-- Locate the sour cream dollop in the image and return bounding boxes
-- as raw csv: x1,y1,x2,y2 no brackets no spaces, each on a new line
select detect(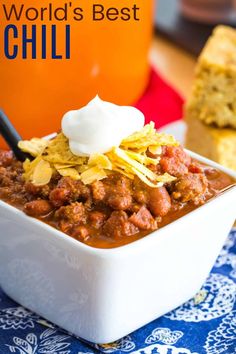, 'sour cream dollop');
62,95,145,156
